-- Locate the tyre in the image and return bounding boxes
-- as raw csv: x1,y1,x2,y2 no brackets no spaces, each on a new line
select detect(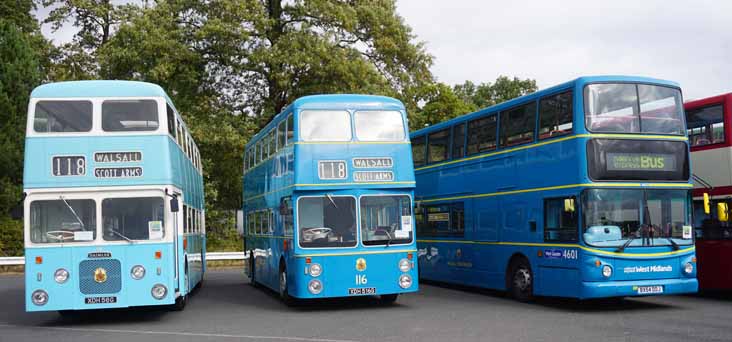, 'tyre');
171,293,187,311
379,294,399,305
279,266,295,306
509,258,534,302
